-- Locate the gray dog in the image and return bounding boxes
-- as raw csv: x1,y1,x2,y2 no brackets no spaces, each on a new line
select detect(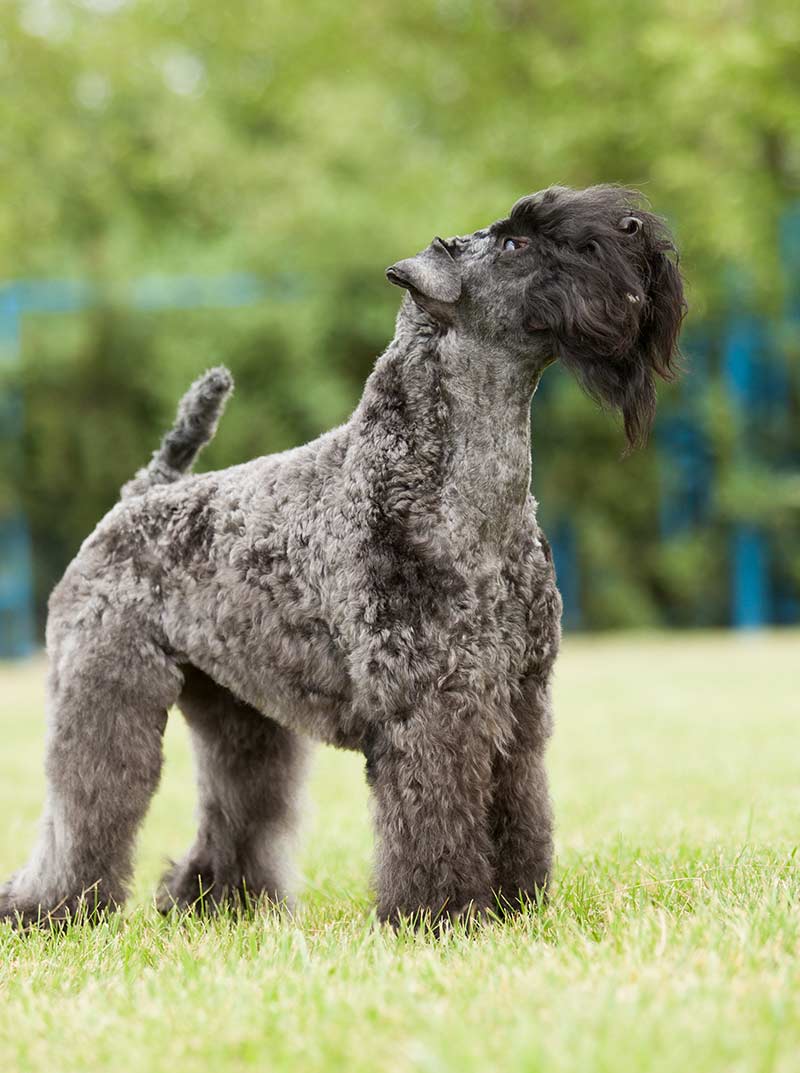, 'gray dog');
0,185,685,928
